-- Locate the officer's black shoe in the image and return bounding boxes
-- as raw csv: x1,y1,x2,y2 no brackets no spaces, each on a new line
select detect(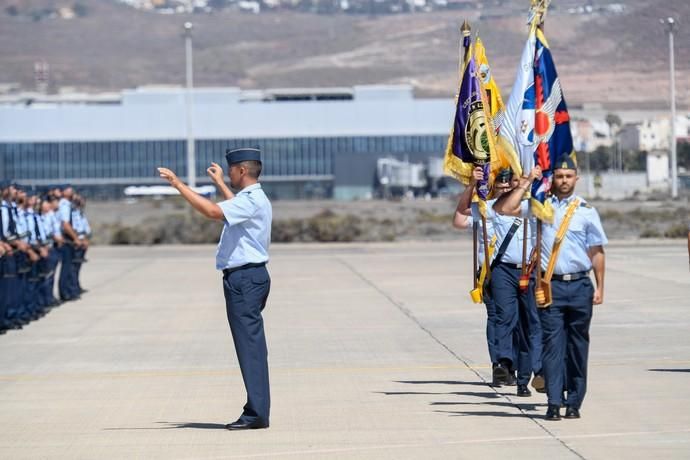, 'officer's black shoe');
506,371,517,386
564,406,580,419
80,288,89,294
531,373,546,393
545,405,561,421
225,418,269,431
492,361,511,385
490,363,501,386
516,384,532,397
